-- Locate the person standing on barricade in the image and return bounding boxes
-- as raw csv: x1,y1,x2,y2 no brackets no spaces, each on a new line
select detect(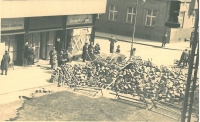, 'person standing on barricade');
49,47,57,67
1,51,10,75
82,43,89,62
177,49,189,68
109,36,117,53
